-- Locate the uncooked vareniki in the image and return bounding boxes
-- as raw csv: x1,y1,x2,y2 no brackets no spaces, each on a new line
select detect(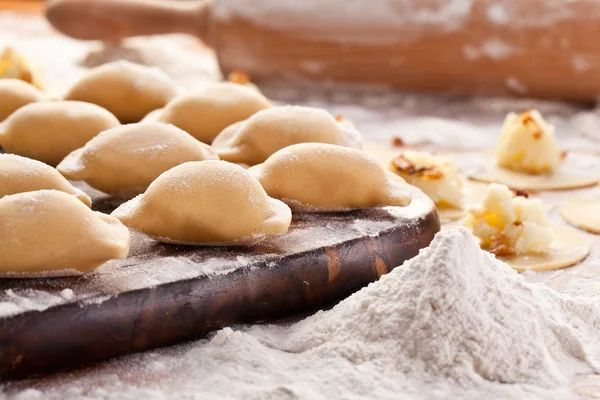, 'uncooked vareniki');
64,61,179,123
0,79,45,122
0,190,129,276
57,123,219,198
112,161,292,245
156,82,271,143
0,101,120,166
249,143,411,211
212,106,362,166
0,154,91,206
0,46,43,89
